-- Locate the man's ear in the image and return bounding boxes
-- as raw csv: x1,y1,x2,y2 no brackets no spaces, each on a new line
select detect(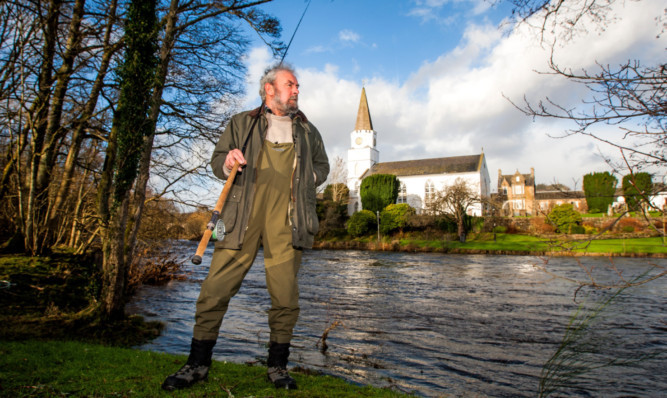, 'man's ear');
264,82,274,97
